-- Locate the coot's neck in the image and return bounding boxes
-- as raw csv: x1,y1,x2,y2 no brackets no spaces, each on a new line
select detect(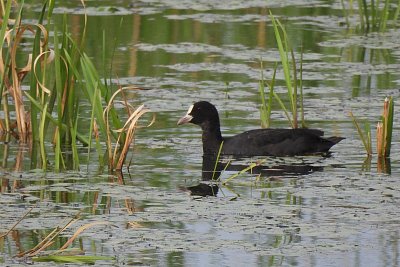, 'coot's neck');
200,120,223,155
